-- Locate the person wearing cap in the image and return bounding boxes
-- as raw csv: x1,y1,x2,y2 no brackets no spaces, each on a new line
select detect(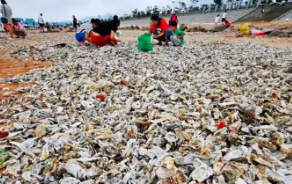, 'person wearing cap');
149,14,172,46
75,19,97,46
12,18,27,38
